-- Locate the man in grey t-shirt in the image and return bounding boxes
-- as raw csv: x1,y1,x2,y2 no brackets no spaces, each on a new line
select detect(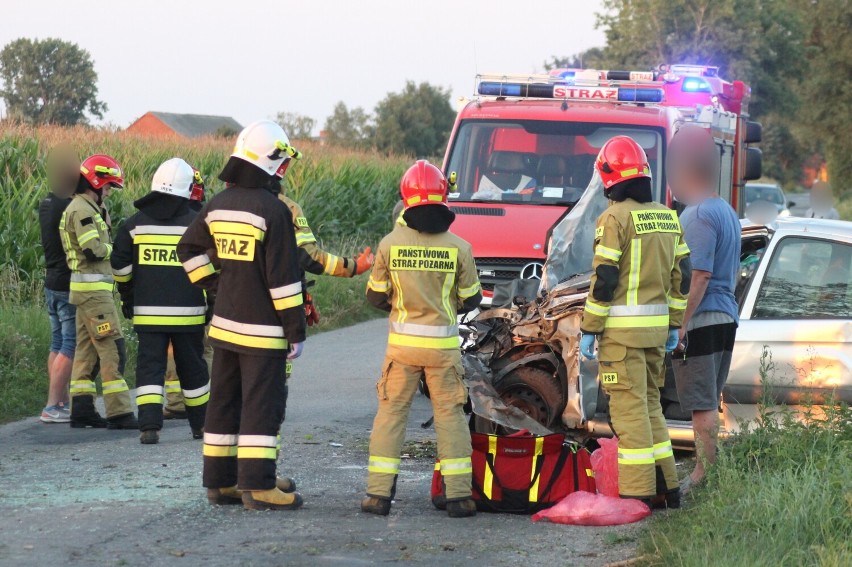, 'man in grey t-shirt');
667,126,741,493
